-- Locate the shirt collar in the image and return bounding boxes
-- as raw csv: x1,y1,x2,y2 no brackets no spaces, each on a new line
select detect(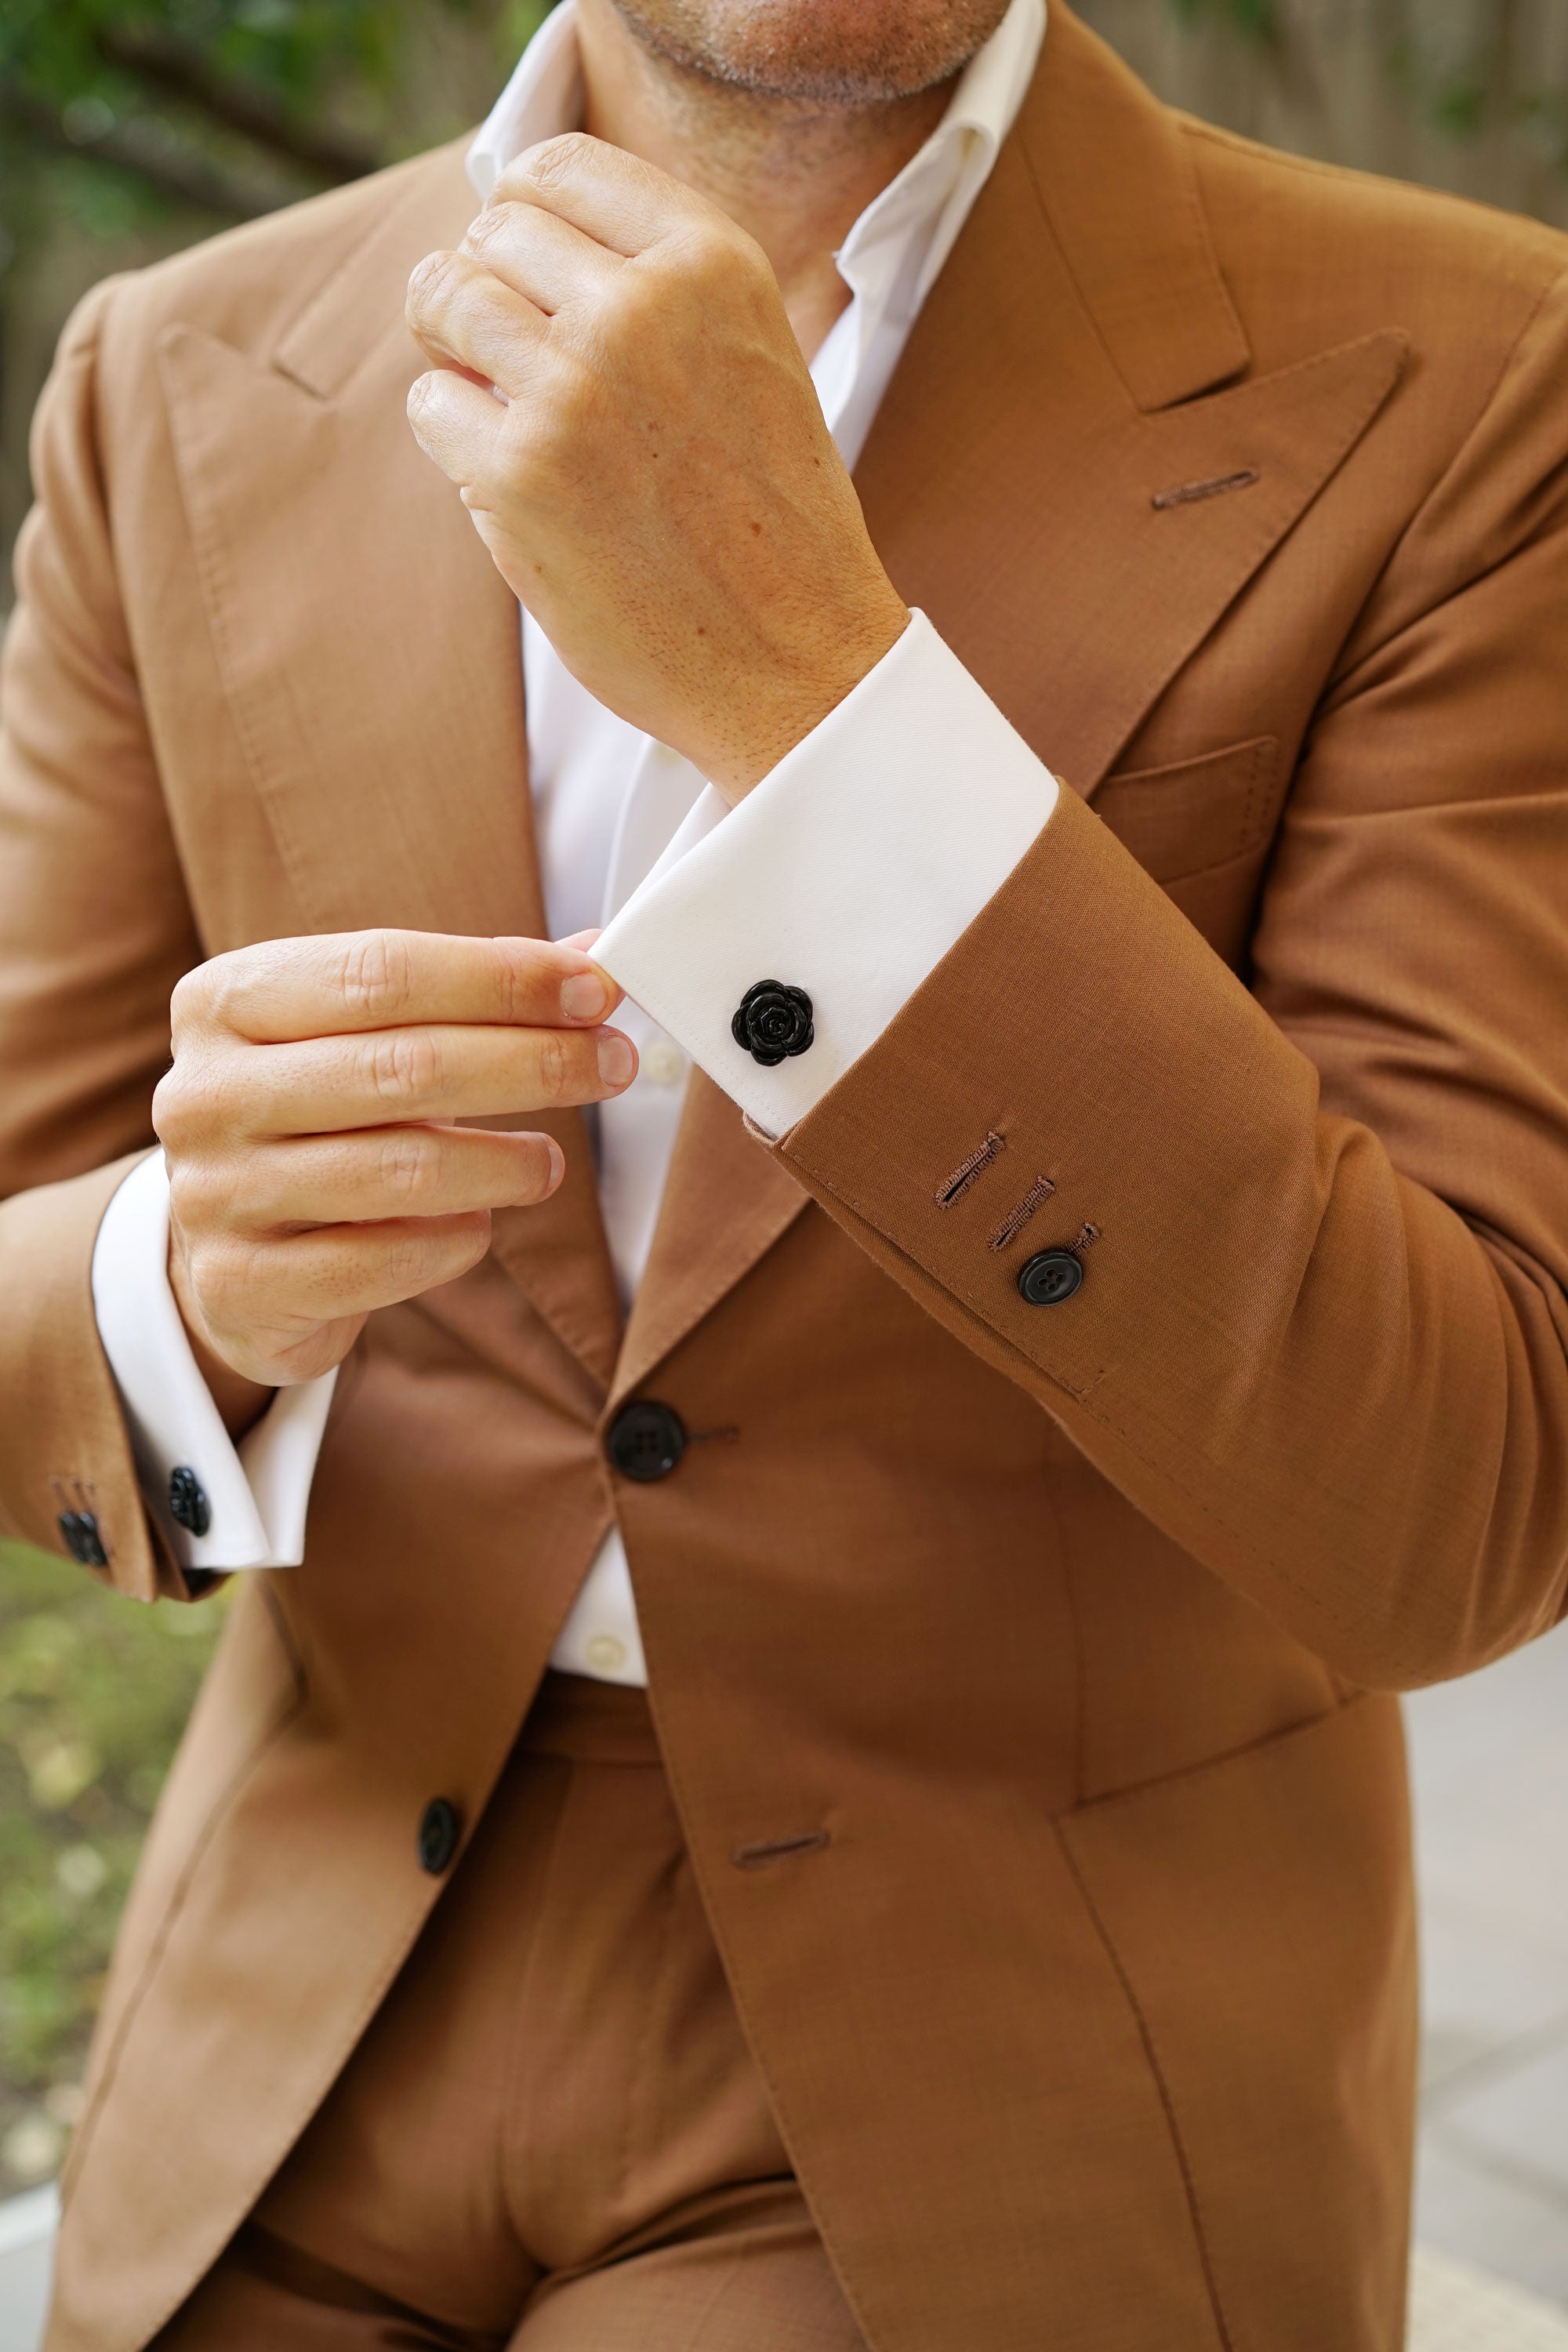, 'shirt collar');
467,0,583,200
467,0,1044,223
834,0,1043,300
